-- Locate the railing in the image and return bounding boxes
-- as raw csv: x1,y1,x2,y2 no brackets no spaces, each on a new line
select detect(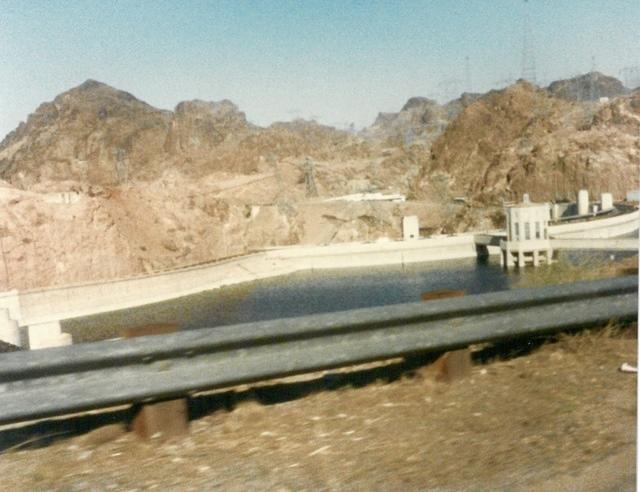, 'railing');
0,276,636,426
